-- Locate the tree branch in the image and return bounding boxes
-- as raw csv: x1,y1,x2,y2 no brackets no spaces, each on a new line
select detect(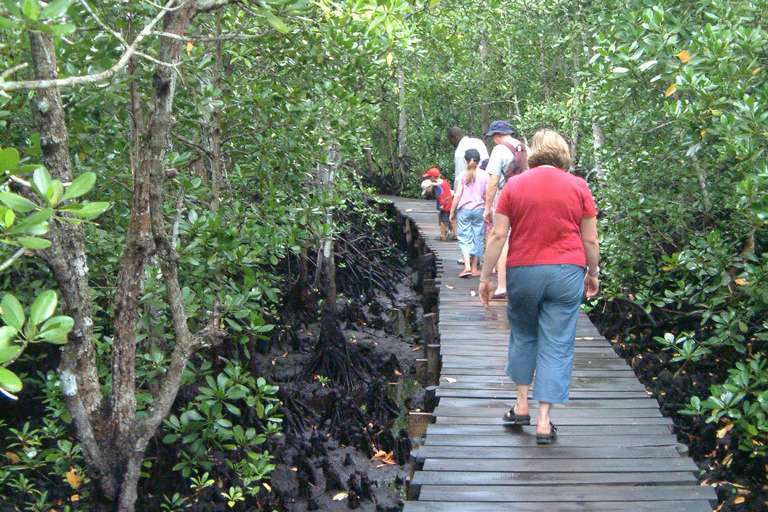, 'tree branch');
0,0,178,92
